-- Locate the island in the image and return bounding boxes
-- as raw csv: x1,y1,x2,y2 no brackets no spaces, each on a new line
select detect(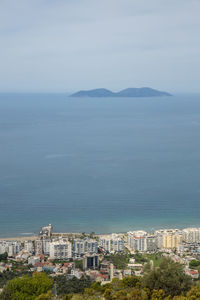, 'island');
70,87,172,97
